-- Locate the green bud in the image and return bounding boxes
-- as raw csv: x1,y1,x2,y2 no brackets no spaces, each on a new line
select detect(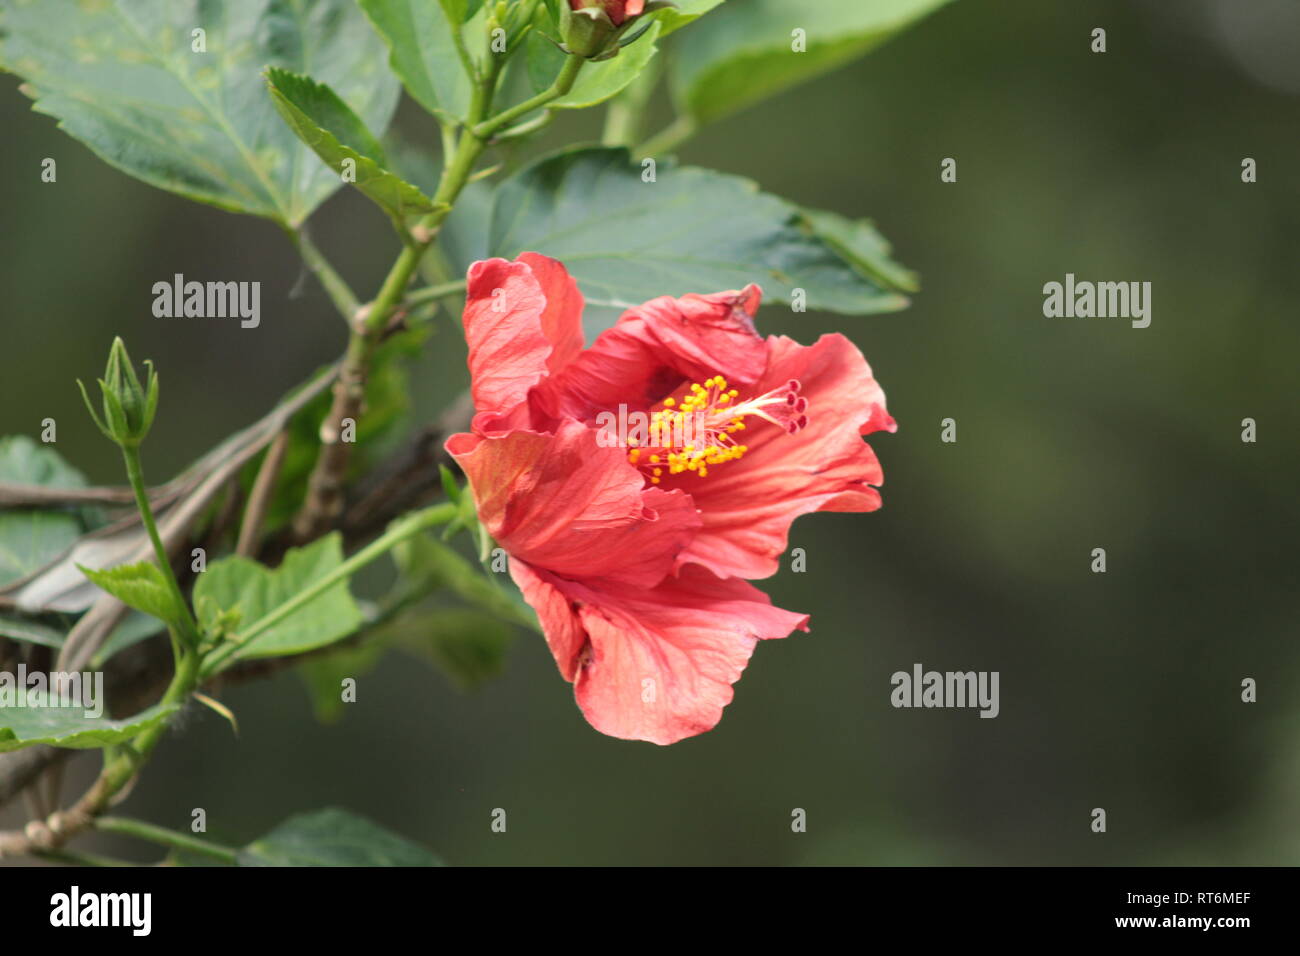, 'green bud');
557,1,674,59
78,337,159,448
558,3,618,58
